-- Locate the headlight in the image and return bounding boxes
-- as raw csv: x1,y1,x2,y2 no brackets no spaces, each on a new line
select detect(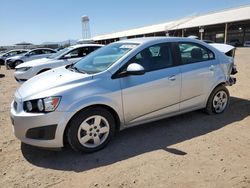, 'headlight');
24,96,61,113
16,67,32,72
